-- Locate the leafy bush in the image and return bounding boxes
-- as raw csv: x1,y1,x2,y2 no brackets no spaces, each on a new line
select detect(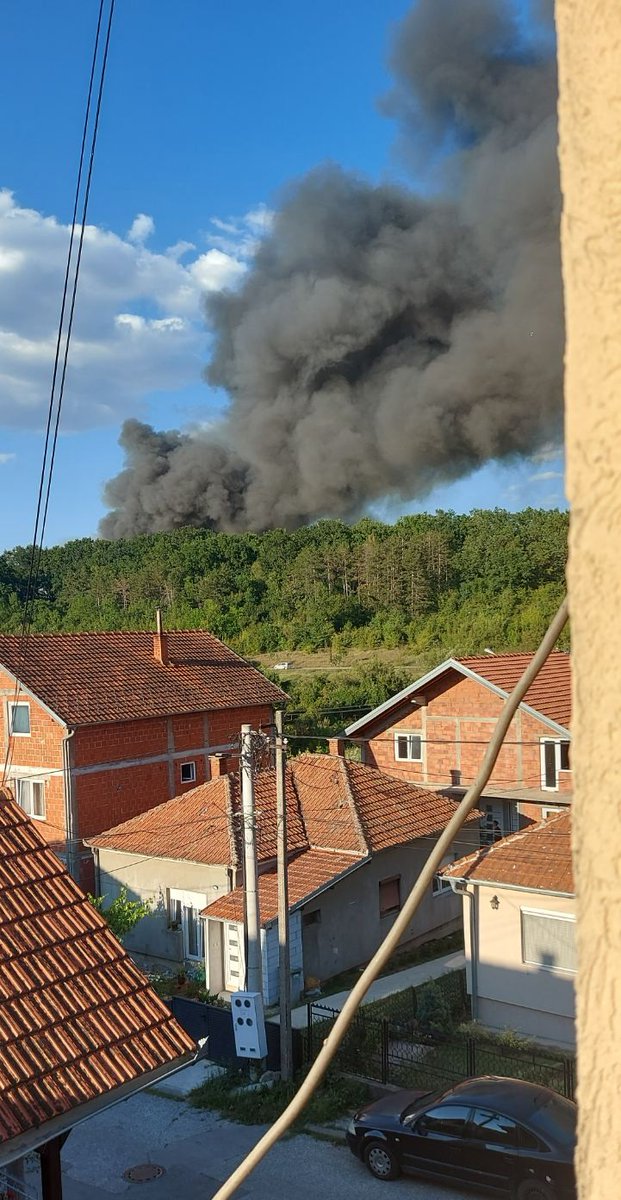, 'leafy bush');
189,1068,368,1128
88,887,151,942
416,981,455,1038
